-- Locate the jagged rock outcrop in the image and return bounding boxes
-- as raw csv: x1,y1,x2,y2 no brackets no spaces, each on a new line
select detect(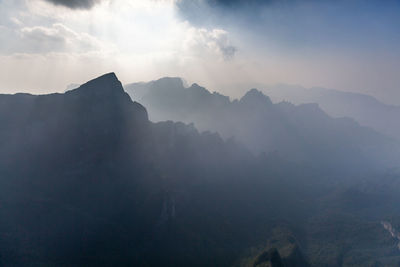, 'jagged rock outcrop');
253,248,284,267
238,227,309,267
